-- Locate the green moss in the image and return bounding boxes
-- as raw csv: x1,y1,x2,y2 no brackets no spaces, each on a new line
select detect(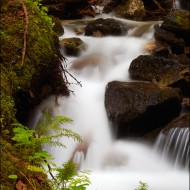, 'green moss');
50,15,64,36
0,0,68,189
0,0,66,123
